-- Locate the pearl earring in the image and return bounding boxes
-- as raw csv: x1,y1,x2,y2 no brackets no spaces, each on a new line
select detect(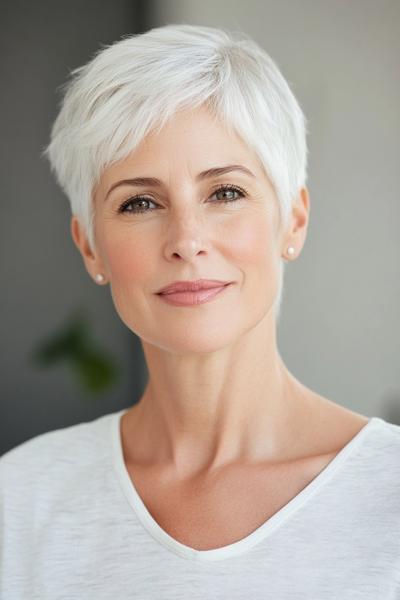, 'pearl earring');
95,273,105,283
287,246,295,257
